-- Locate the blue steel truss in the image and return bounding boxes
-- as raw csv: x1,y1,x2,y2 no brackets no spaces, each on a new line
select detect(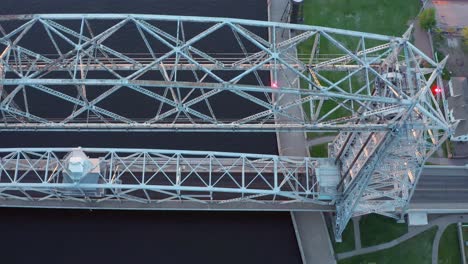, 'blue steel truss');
0,14,455,241
0,14,450,133
0,147,334,207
